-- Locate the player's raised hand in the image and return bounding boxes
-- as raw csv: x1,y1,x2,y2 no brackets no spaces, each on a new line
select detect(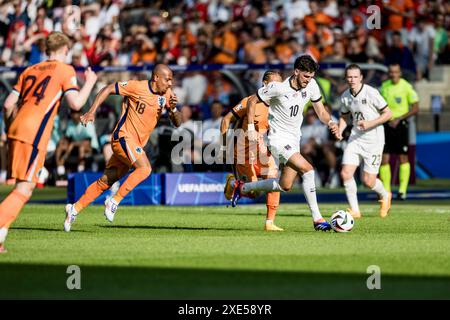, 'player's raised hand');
169,93,178,110
328,121,339,134
80,111,96,126
84,67,97,84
